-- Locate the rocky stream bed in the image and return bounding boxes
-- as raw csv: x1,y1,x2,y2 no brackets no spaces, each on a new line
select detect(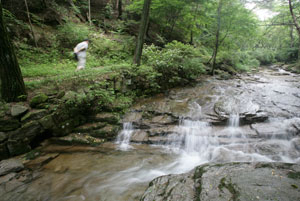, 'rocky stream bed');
0,66,300,201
